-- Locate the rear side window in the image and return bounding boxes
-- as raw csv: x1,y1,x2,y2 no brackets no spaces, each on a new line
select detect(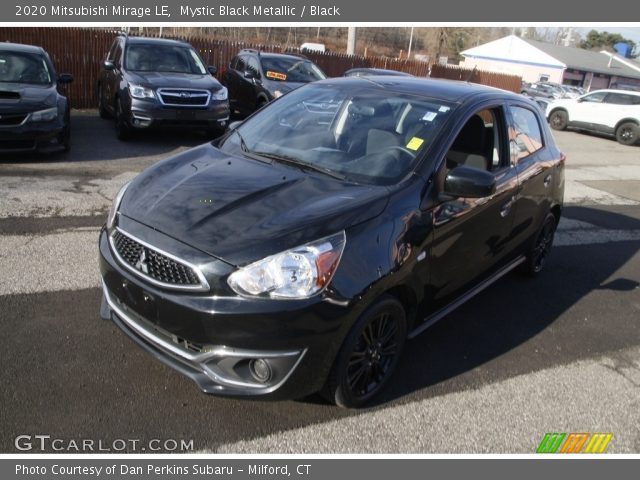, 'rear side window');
112,43,123,66
234,56,247,72
510,106,544,161
604,93,640,105
246,57,261,78
581,91,607,103
106,40,119,62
